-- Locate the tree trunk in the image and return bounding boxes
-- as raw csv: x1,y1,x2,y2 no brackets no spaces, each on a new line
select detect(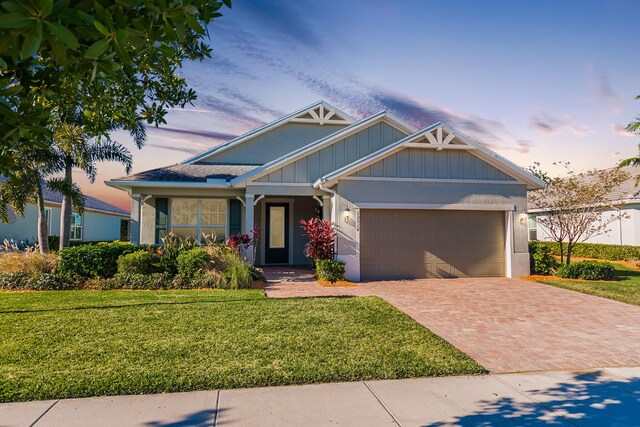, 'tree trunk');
59,159,73,250
34,177,49,254
566,242,573,265
558,241,564,264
